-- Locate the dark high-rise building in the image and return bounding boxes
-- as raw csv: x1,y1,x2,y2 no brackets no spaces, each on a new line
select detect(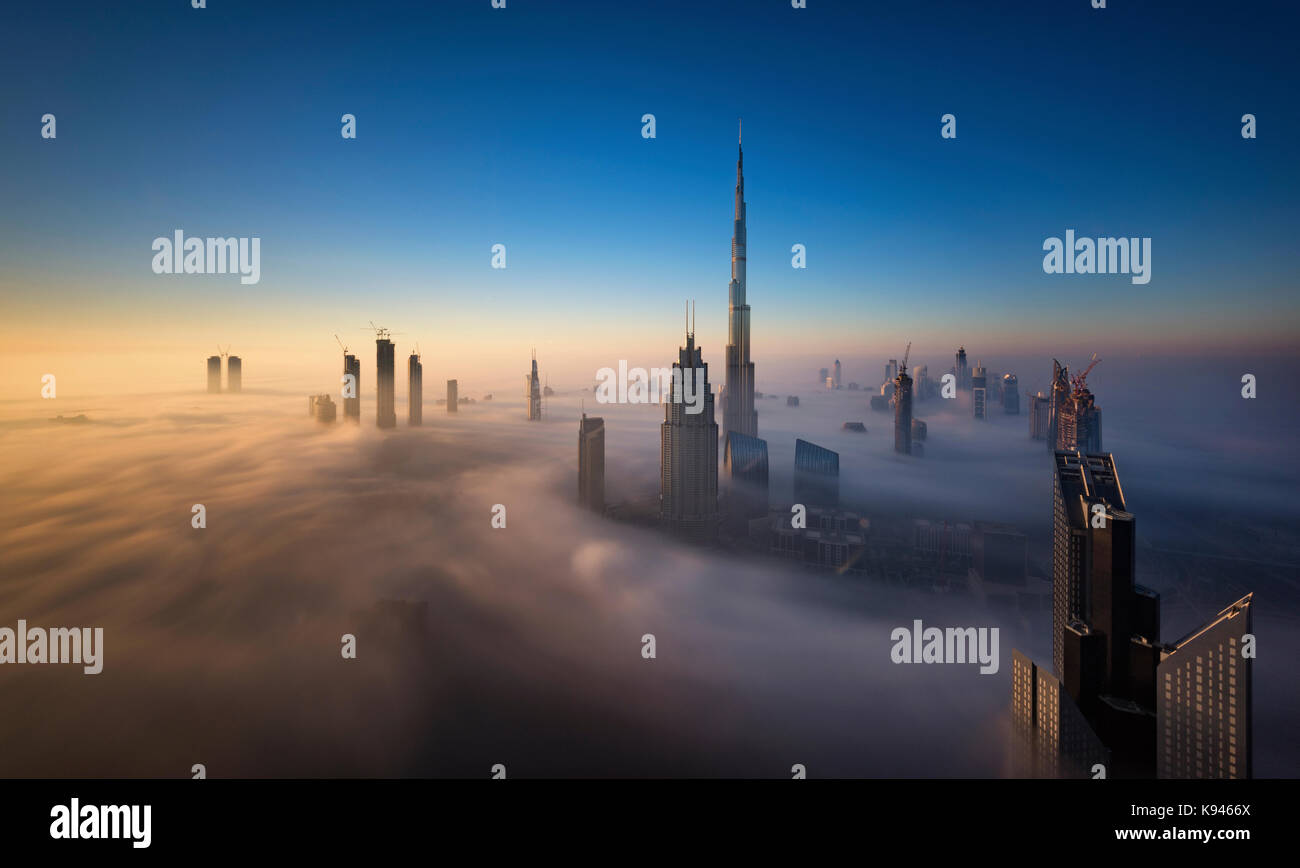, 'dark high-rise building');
833,359,841,389
894,367,913,455
955,346,970,390
227,356,242,393
578,413,605,512
206,355,221,393
1002,373,1019,414
972,363,987,420
660,322,718,542
408,351,423,426
342,353,360,421
446,379,458,413
526,351,542,421
722,124,757,440
1052,451,1127,680
1017,451,1254,779
1157,594,1253,779
793,438,839,509
376,337,396,429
